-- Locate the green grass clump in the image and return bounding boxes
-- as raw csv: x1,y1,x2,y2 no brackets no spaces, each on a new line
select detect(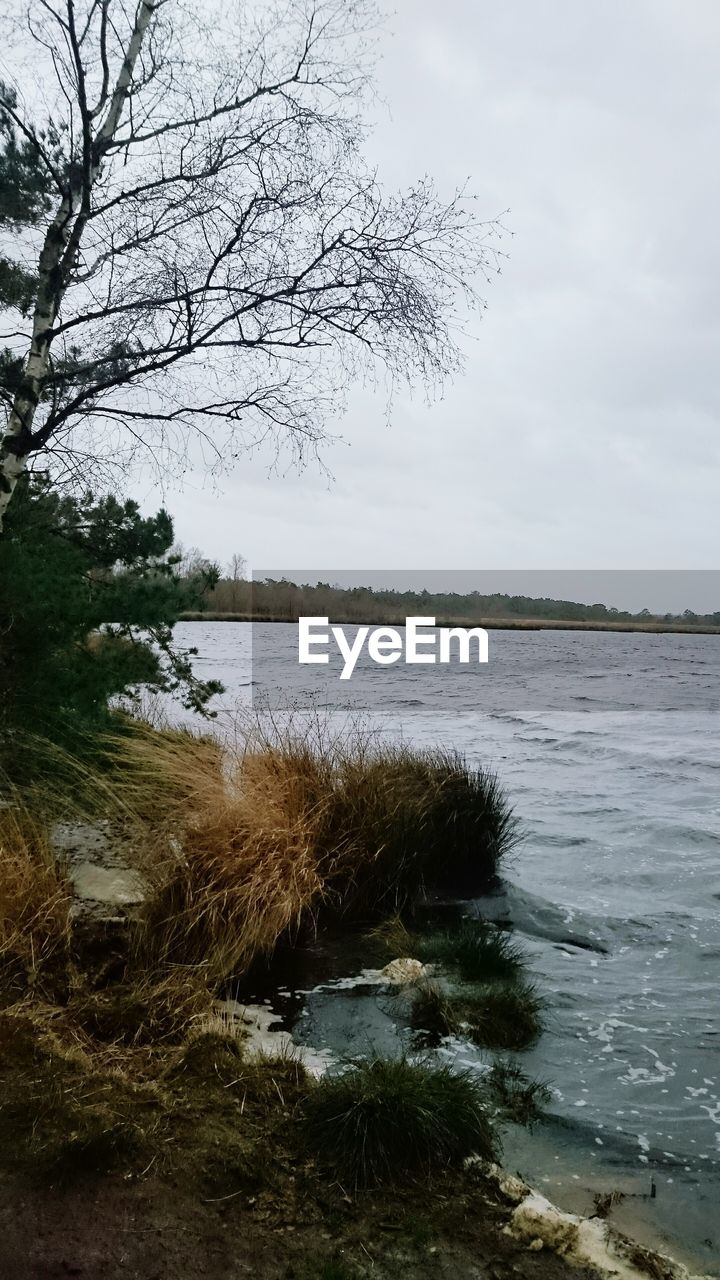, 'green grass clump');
410,982,544,1052
486,1060,552,1127
330,747,517,907
412,751,518,896
416,920,524,983
303,1056,498,1187
461,985,544,1051
409,981,460,1044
